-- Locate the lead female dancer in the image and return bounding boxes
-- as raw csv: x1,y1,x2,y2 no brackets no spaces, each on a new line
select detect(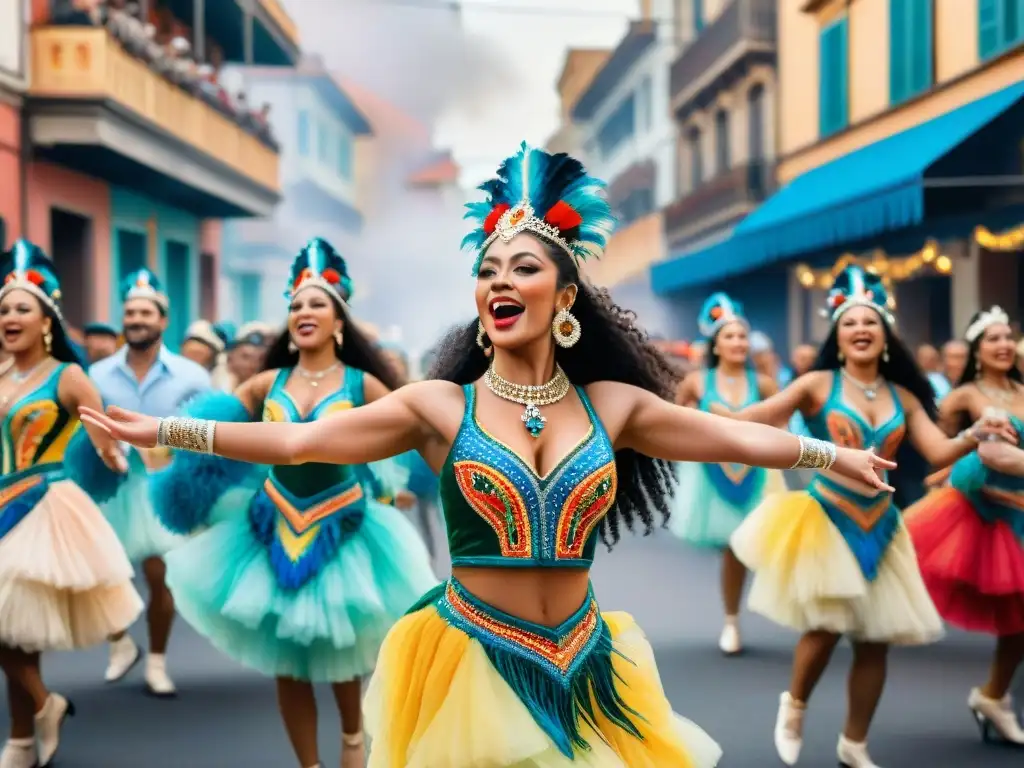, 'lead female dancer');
905,306,1024,746
82,145,893,768
720,266,1013,768
142,238,437,768
669,292,787,655
0,241,142,768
